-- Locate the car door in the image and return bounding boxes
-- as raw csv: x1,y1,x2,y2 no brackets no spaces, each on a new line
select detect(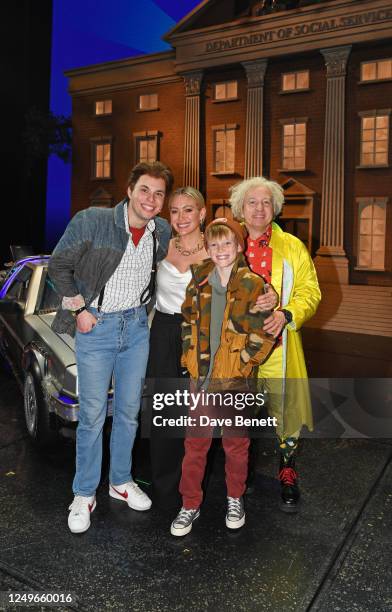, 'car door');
0,264,34,374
